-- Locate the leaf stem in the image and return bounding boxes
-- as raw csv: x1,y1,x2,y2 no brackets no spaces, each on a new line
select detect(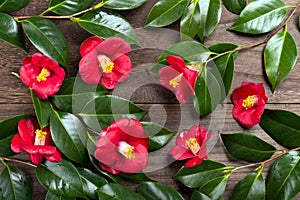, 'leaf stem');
0,157,37,168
